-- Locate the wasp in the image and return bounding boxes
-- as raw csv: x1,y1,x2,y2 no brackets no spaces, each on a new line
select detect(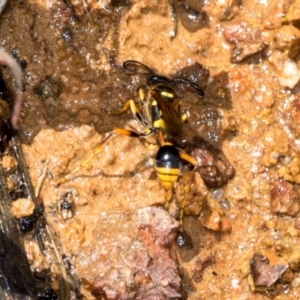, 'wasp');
58,60,233,247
